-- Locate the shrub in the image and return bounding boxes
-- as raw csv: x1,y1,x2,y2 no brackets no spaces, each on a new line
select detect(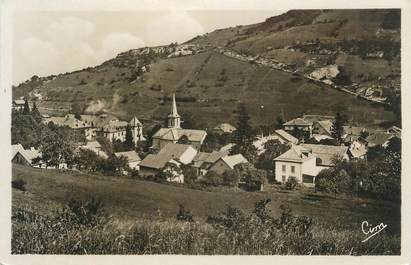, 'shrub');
12,179,26,191
222,169,240,187
285,176,299,190
66,197,106,227
202,171,223,186
176,204,194,222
